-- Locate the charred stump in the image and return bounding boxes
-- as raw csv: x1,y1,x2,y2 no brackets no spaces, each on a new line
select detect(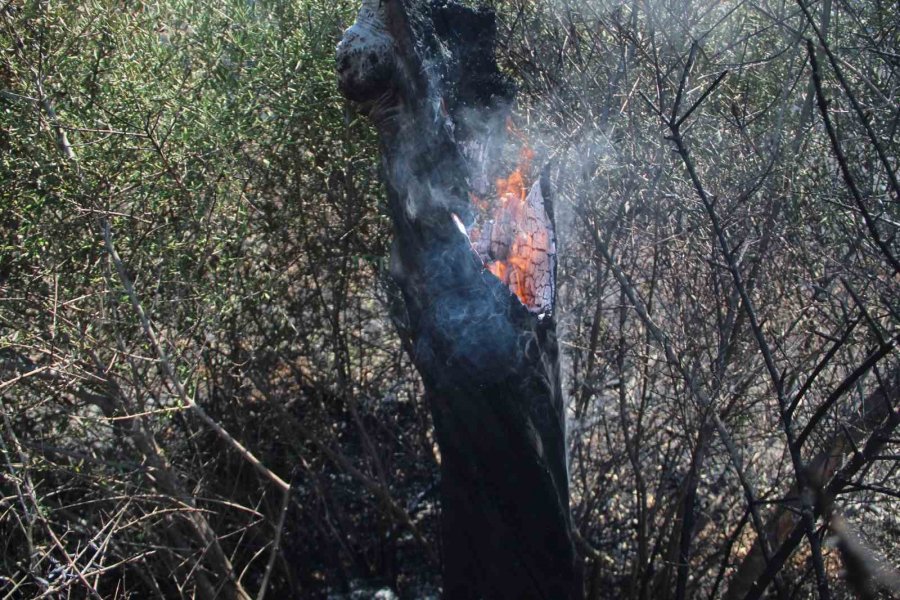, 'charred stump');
336,1,580,598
